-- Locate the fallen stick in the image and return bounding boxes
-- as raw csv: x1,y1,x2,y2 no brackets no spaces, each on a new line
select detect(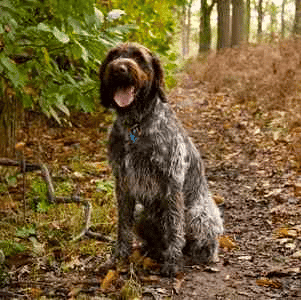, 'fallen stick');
0,157,113,243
